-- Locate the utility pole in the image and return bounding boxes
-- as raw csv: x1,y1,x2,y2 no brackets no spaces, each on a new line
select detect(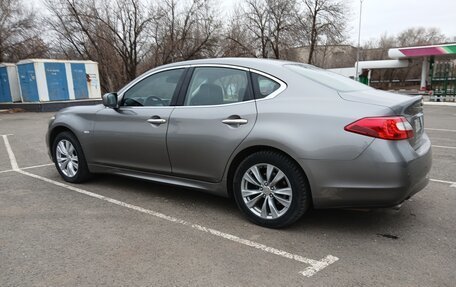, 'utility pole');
267,3,272,59
355,0,364,81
